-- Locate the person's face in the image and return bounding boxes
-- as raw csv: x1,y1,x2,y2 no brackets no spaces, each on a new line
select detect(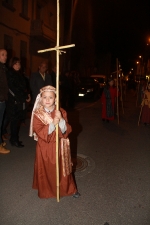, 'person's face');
41,91,55,110
13,61,21,71
39,63,47,74
109,80,114,86
0,50,7,63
